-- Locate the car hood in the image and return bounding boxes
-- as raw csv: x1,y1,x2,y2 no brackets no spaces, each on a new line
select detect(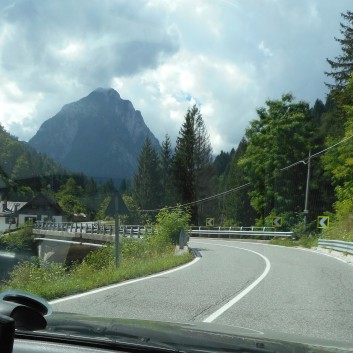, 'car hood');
37,312,353,353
